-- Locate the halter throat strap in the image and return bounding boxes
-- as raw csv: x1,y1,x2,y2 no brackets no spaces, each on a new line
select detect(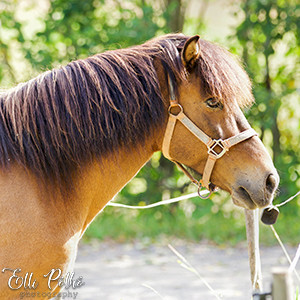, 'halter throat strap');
162,74,257,198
